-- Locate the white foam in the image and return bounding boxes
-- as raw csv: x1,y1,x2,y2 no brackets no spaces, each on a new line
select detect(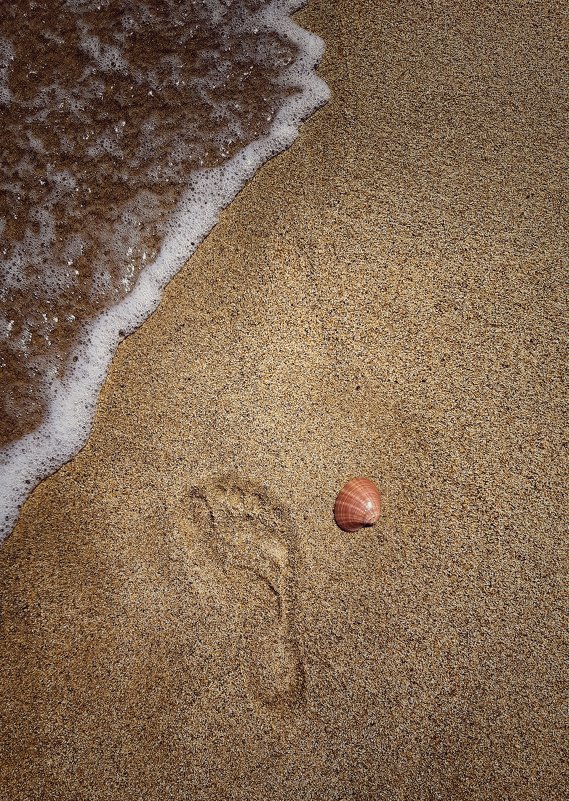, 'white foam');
0,0,329,540
78,26,129,75
0,38,14,105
